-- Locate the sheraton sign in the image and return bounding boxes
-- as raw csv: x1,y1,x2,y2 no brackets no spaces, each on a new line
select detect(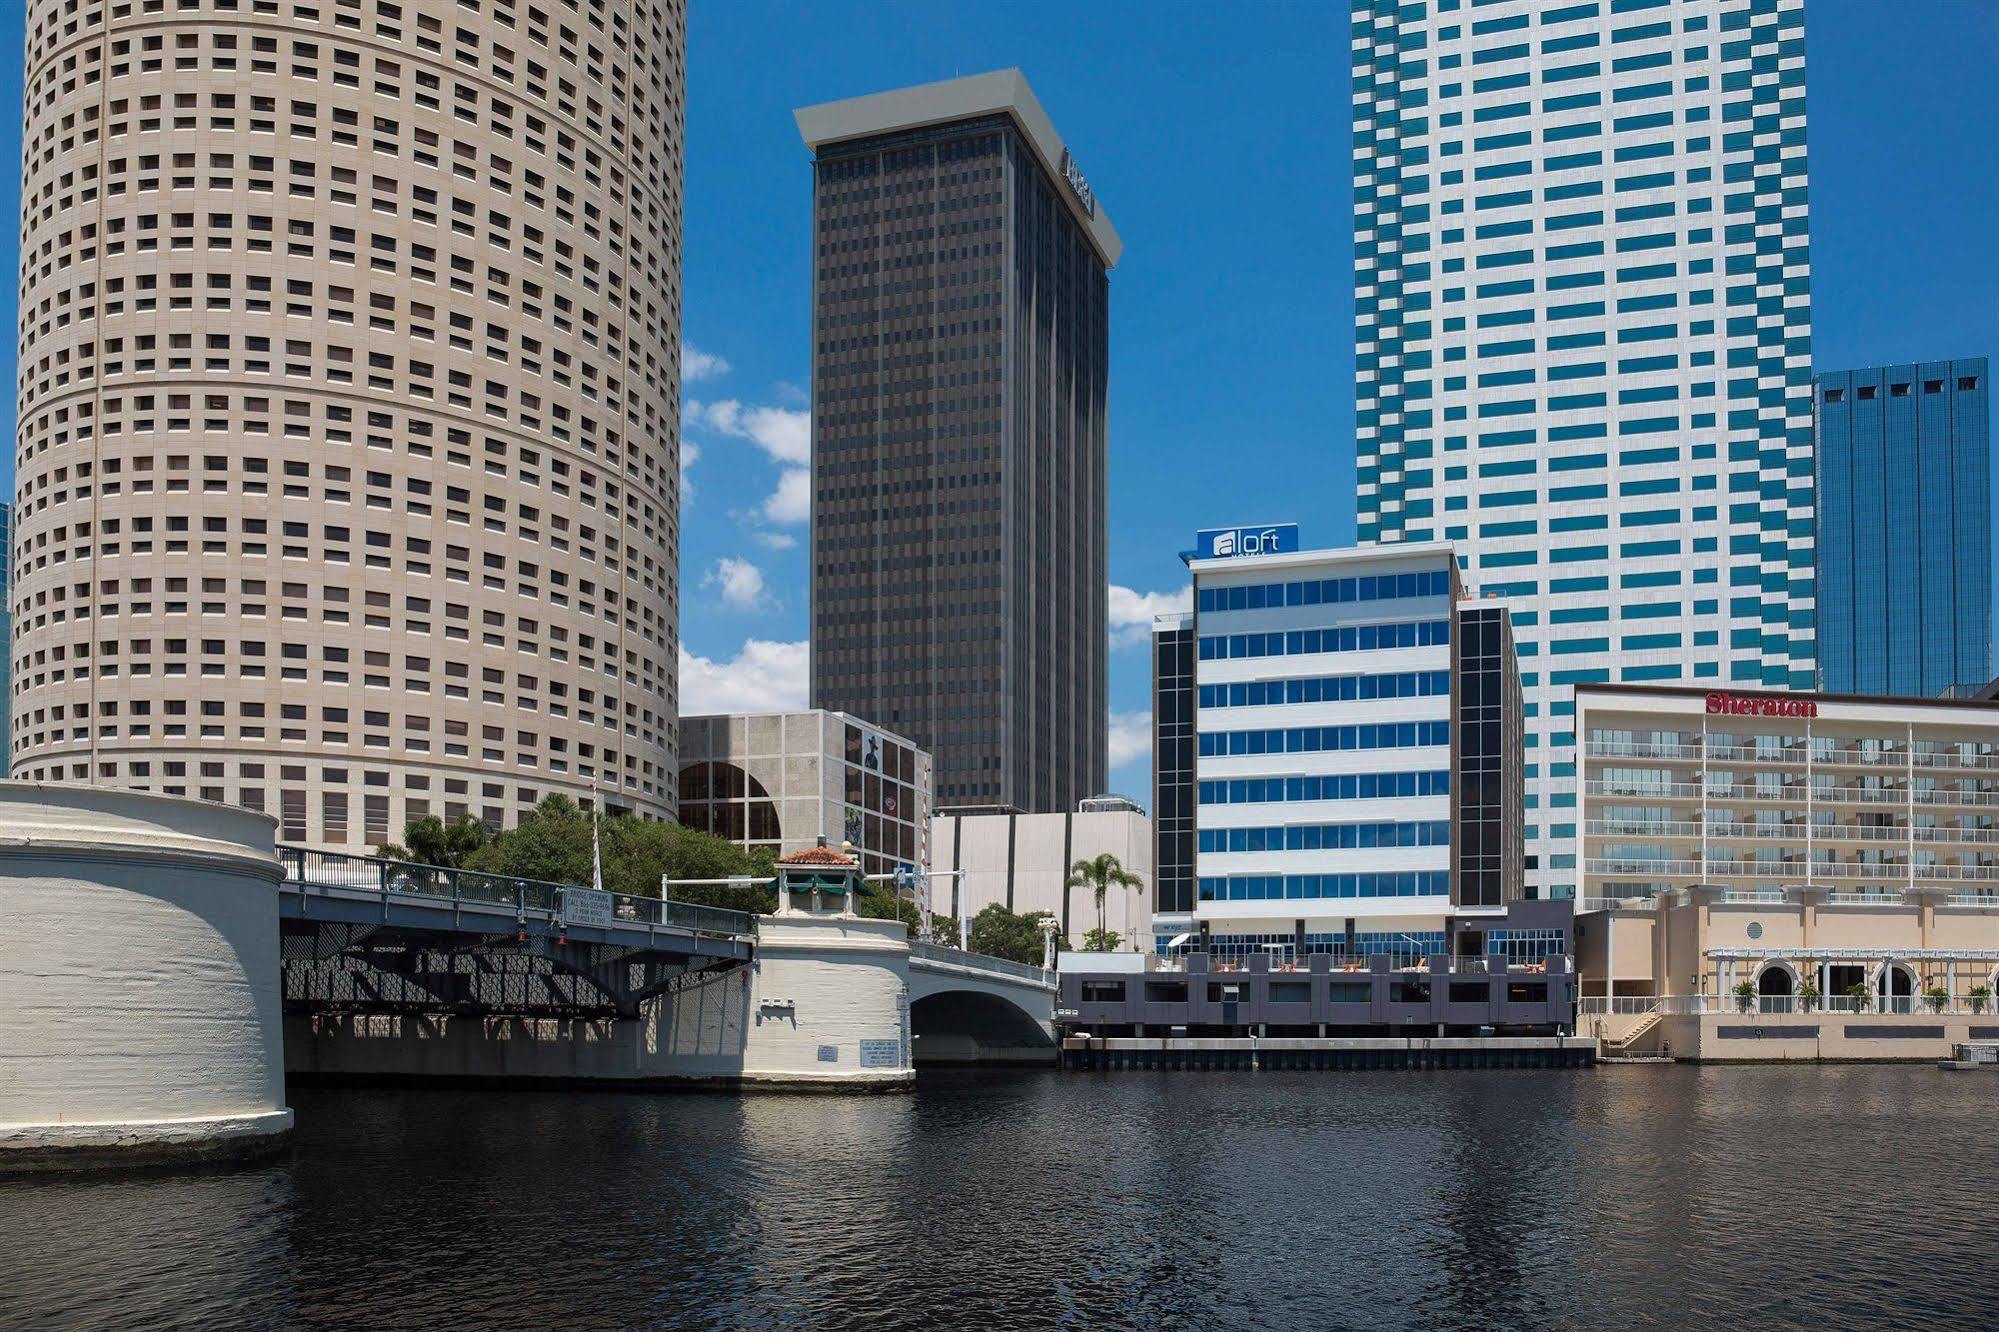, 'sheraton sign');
1705,691,1818,719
